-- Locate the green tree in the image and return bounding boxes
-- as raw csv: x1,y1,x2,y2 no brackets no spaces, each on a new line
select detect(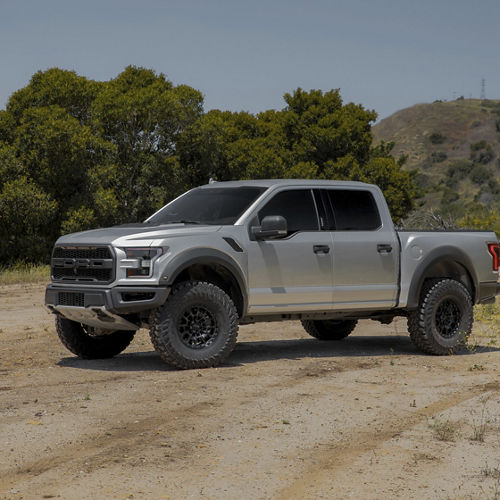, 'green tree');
0,70,418,263
13,105,115,221
178,88,414,220
0,142,23,186
281,88,376,174
349,157,415,220
90,66,204,221
7,68,100,124
0,177,58,262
